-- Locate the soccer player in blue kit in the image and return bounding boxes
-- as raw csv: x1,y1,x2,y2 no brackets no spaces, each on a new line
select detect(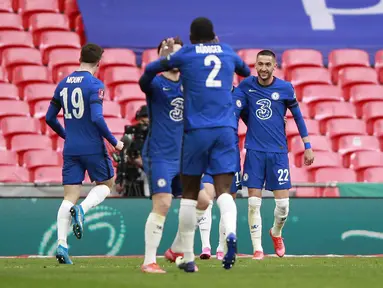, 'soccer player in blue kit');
141,17,251,272
139,38,211,274
45,43,124,264
236,50,314,260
